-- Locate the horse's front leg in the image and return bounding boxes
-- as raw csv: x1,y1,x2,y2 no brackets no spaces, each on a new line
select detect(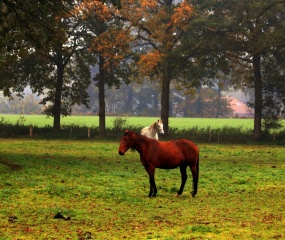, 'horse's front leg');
145,165,157,197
